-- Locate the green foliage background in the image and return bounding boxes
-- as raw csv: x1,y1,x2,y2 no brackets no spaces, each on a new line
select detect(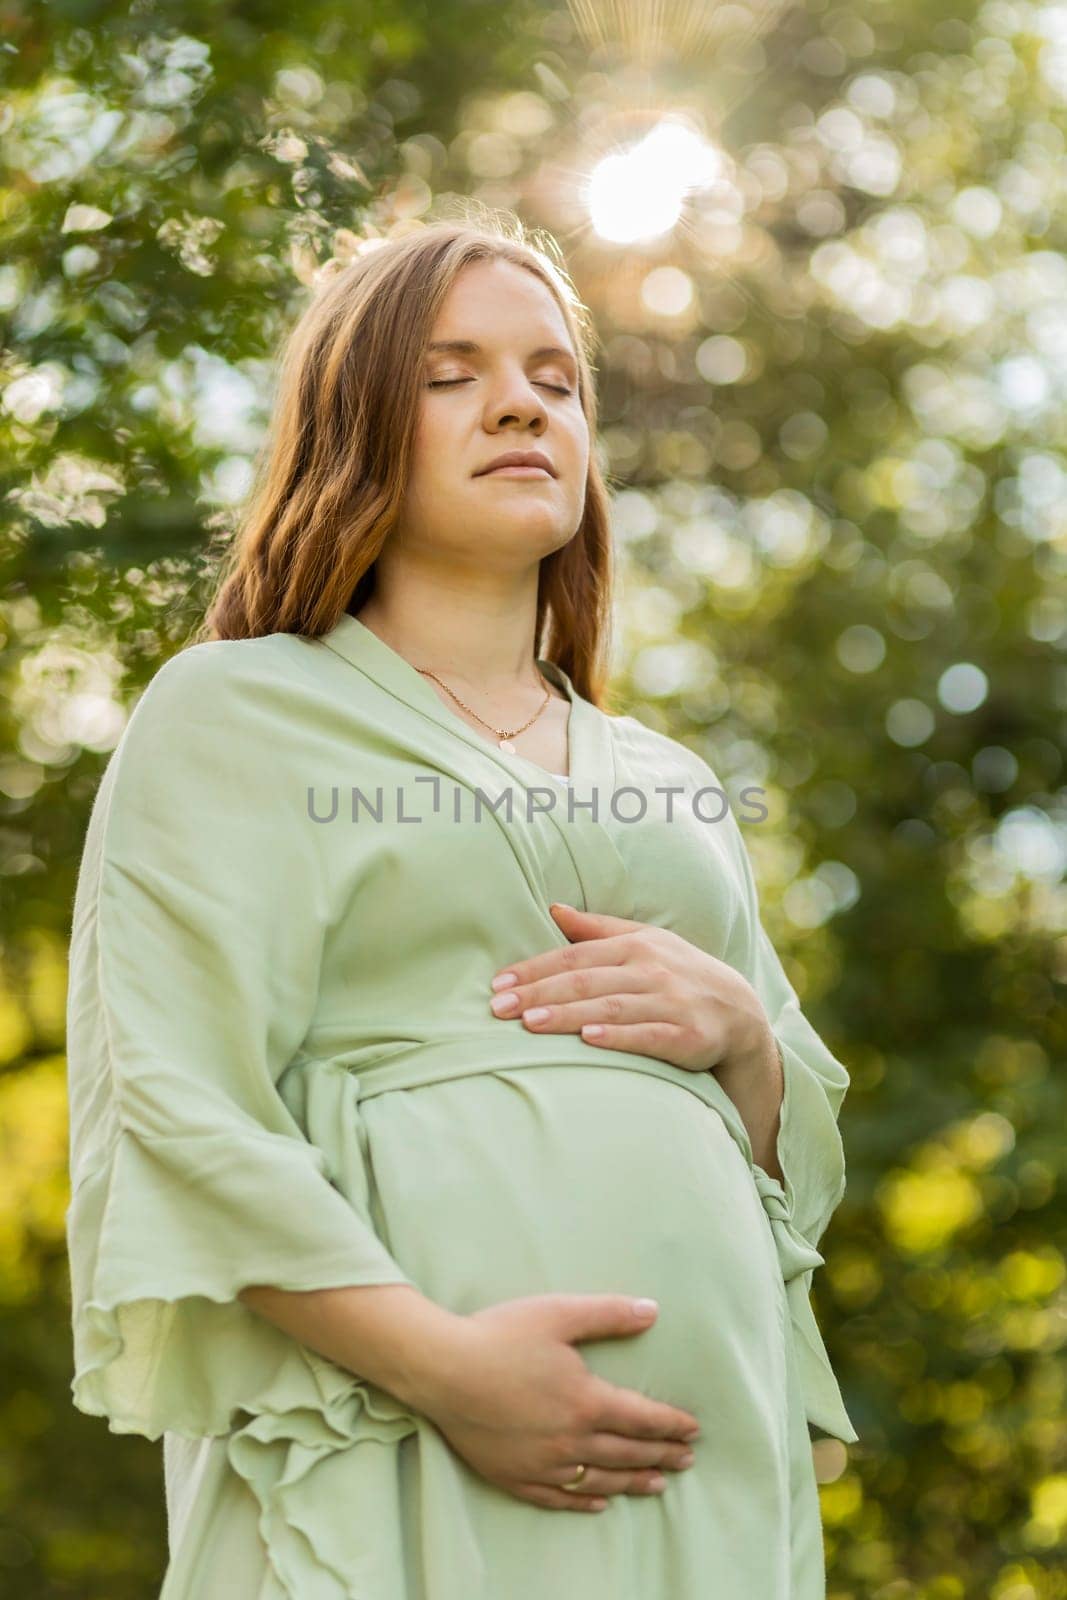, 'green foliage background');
1,0,1064,1594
